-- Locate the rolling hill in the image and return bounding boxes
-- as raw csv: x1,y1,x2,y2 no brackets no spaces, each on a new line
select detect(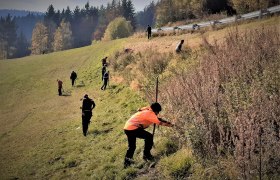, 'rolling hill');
0,16,279,179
